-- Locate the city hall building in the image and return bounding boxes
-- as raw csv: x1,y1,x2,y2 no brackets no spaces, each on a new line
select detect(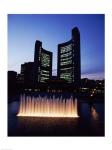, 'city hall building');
15,27,81,92
57,27,81,86
34,40,52,83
